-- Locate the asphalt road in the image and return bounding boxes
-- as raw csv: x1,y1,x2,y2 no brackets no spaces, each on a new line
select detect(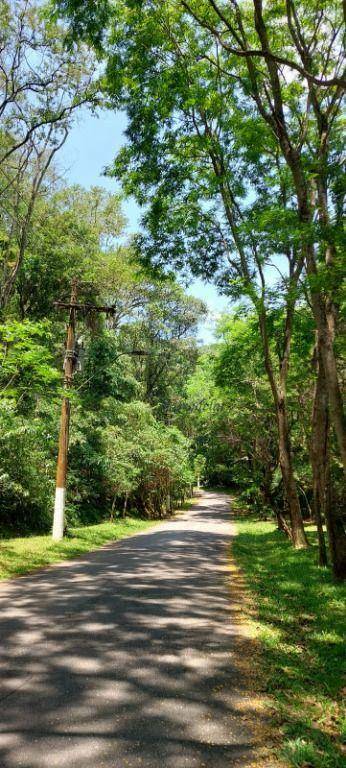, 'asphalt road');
0,491,254,768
